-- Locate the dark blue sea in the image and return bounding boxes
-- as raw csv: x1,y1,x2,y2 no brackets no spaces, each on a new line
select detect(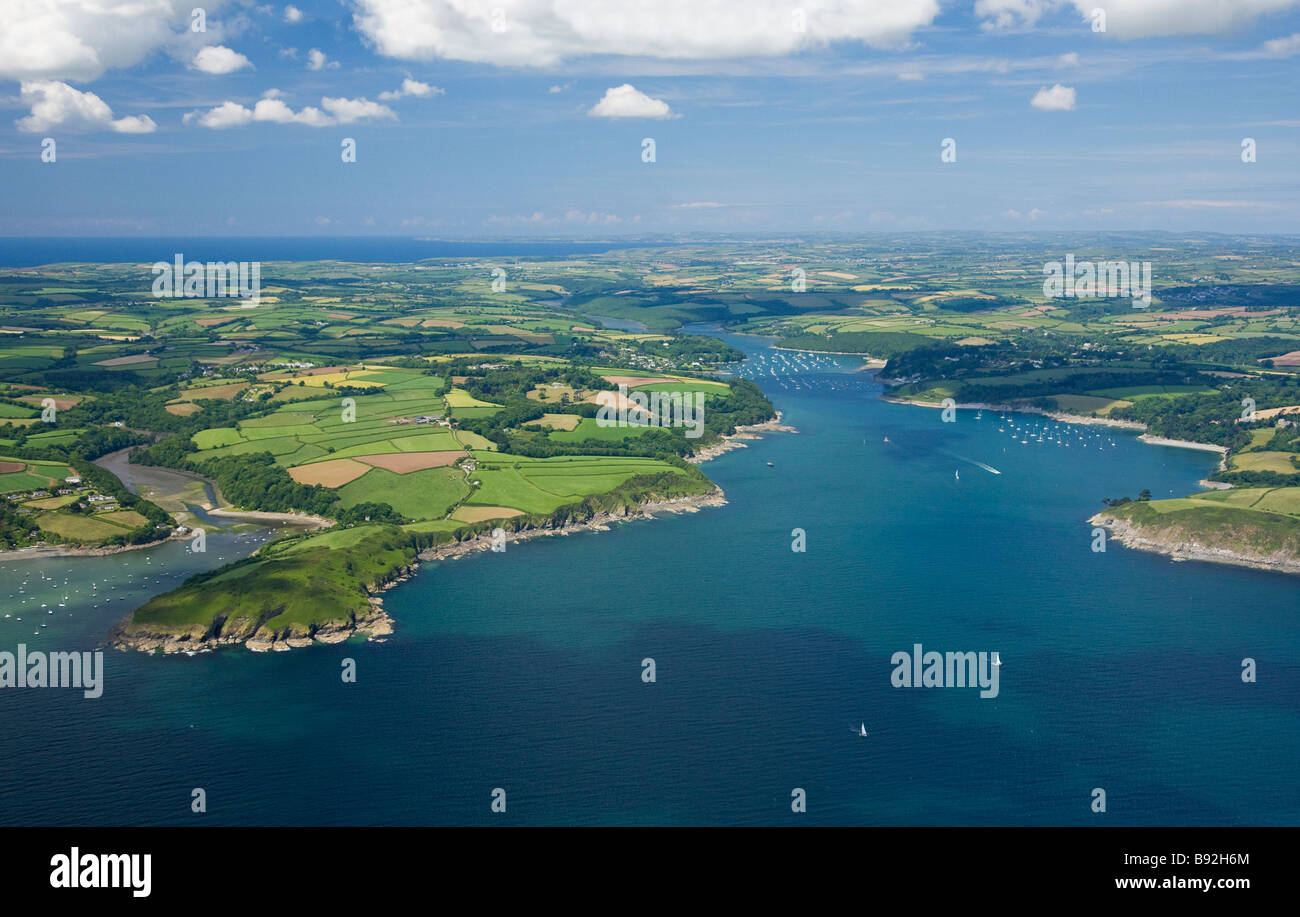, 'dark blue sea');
0,237,670,268
0,331,1296,825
